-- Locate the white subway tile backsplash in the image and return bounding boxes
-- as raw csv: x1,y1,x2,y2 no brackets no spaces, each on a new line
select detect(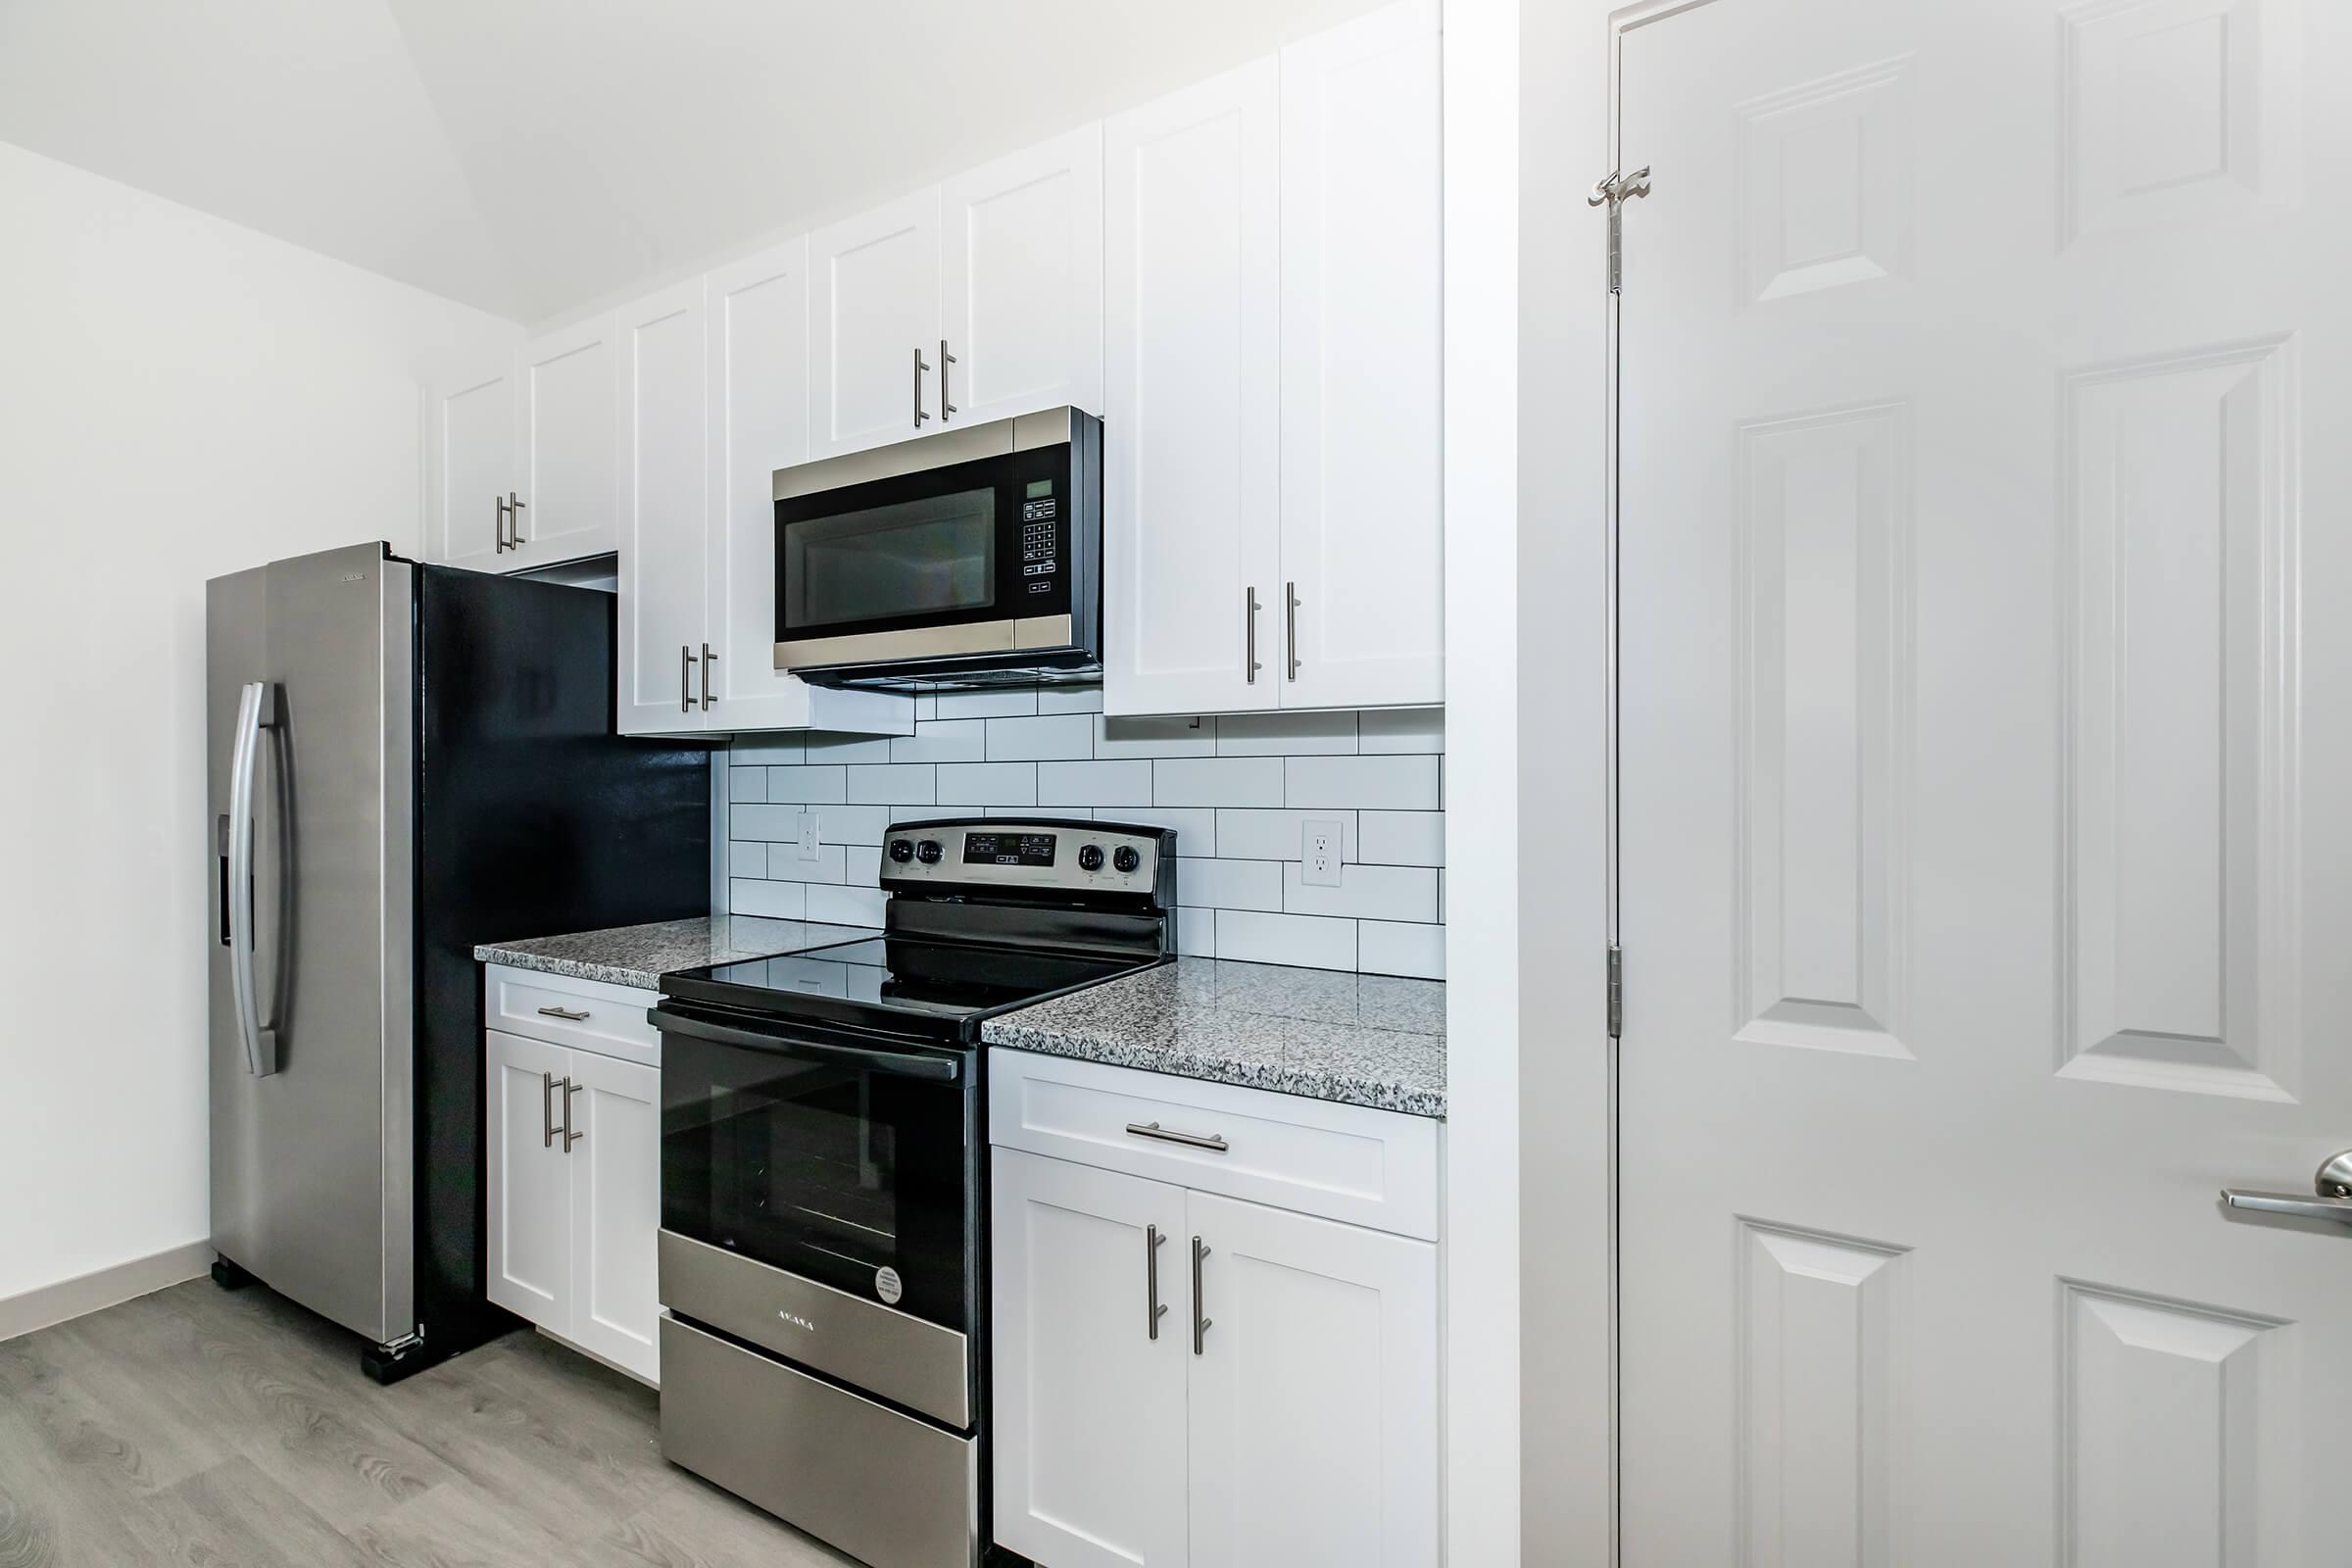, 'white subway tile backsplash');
1285,755,1440,810
1215,910,1356,970
1215,808,1359,863
938,762,1039,806
806,884,888,927
1154,757,1285,808
1281,862,1439,922
938,689,1038,719
1359,708,1445,755
1358,809,1446,867
1358,920,1445,980
1041,760,1152,808
765,764,847,805
729,877,808,919
1216,710,1358,756
720,685,1445,976
889,719,989,763
1094,714,1217,759
1176,857,1283,911
987,713,1095,761
848,763,936,805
